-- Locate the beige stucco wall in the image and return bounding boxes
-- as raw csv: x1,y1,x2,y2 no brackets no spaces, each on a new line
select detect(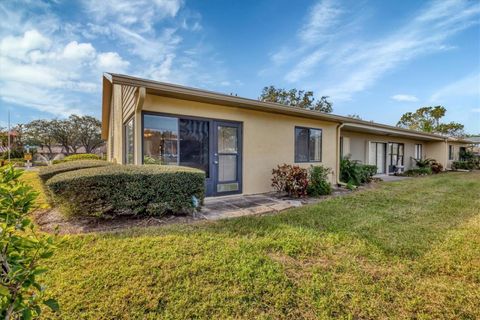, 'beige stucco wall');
138,94,341,194
445,141,469,169
341,130,448,171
